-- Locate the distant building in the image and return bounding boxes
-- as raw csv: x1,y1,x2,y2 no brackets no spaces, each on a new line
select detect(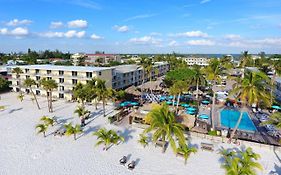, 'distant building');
71,53,86,66
182,57,209,66
84,54,121,65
